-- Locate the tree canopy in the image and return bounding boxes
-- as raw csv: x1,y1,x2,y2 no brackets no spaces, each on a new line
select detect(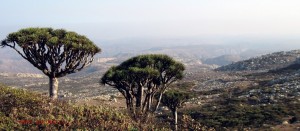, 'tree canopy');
161,90,191,112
